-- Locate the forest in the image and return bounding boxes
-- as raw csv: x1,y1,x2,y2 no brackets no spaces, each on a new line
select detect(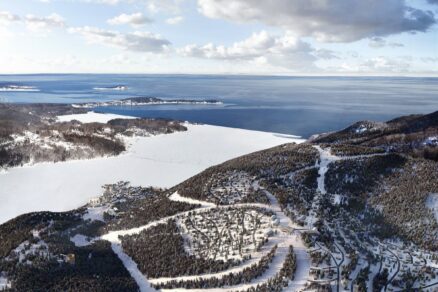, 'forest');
0,103,187,169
